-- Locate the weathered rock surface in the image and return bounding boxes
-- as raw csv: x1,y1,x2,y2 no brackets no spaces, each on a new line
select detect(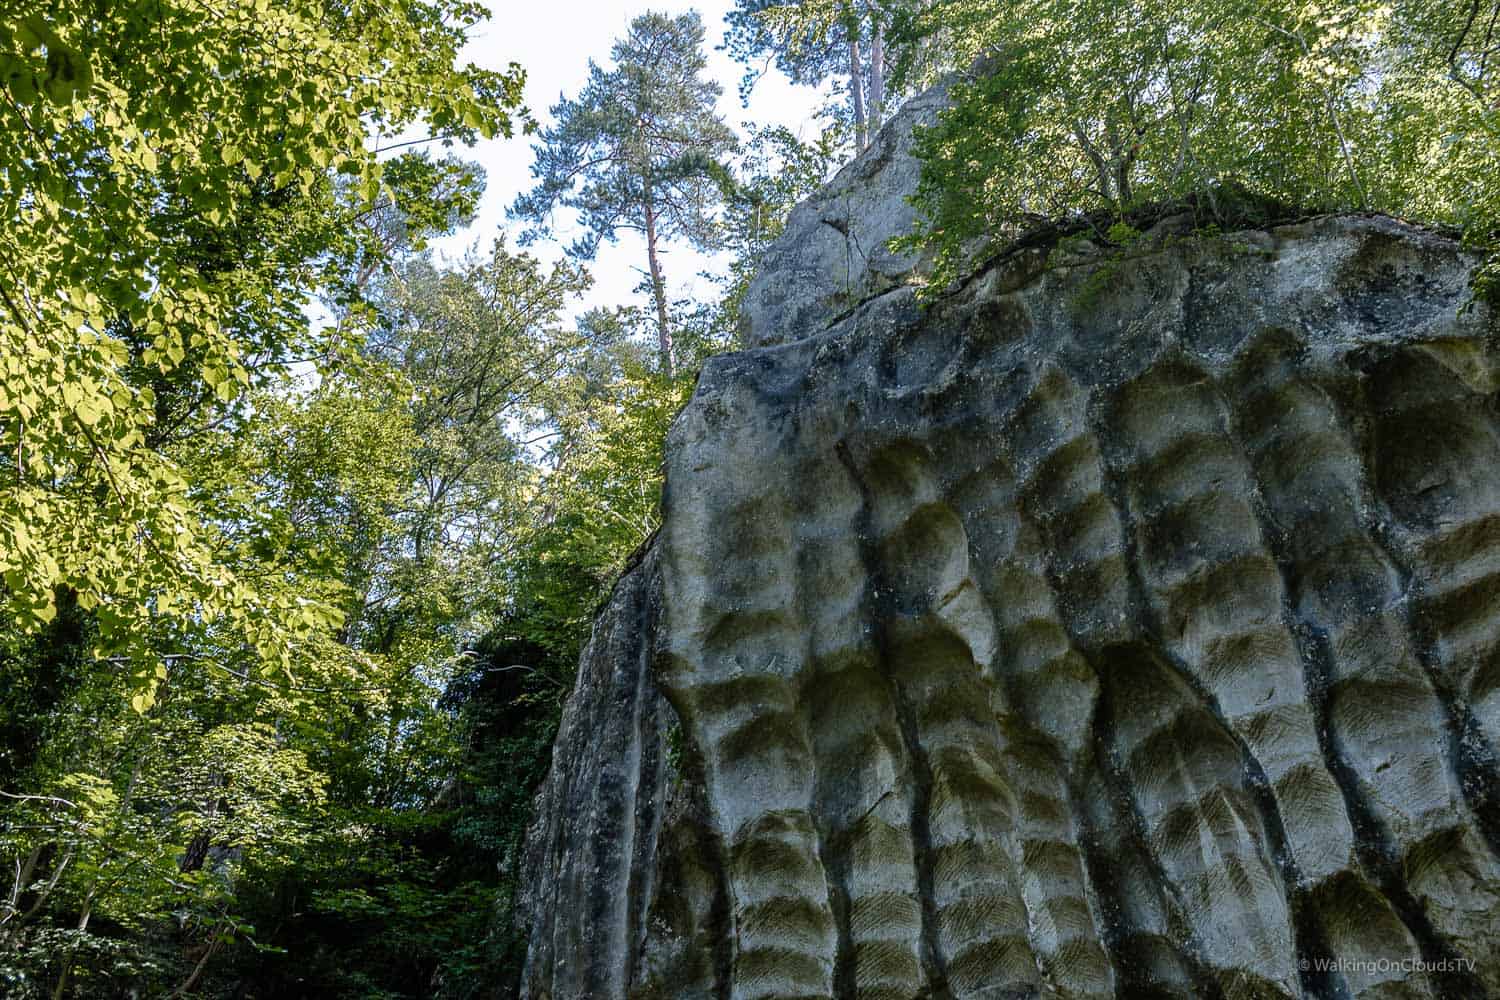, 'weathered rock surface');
518,100,1500,1000
738,82,947,350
